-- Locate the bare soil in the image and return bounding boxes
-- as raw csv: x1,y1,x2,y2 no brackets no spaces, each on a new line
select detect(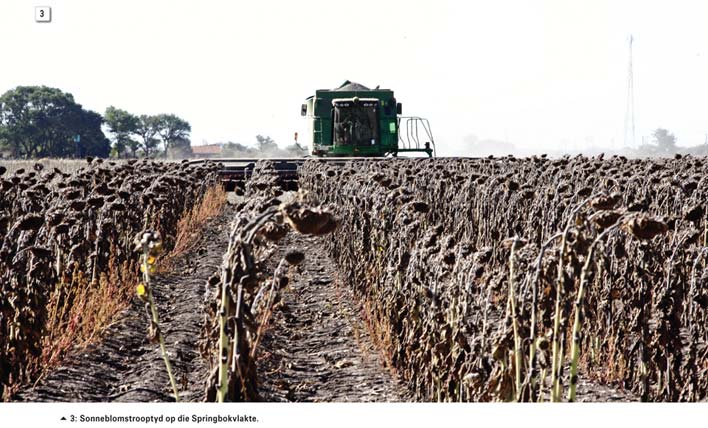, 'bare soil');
257,233,410,402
